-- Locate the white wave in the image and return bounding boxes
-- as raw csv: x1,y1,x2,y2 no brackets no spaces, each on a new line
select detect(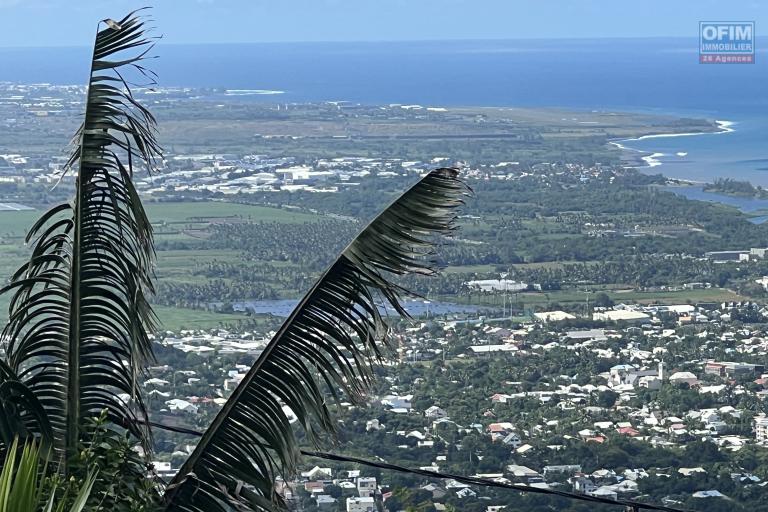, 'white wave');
641,153,665,168
224,89,285,96
619,119,736,144
715,119,735,133
609,119,736,169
